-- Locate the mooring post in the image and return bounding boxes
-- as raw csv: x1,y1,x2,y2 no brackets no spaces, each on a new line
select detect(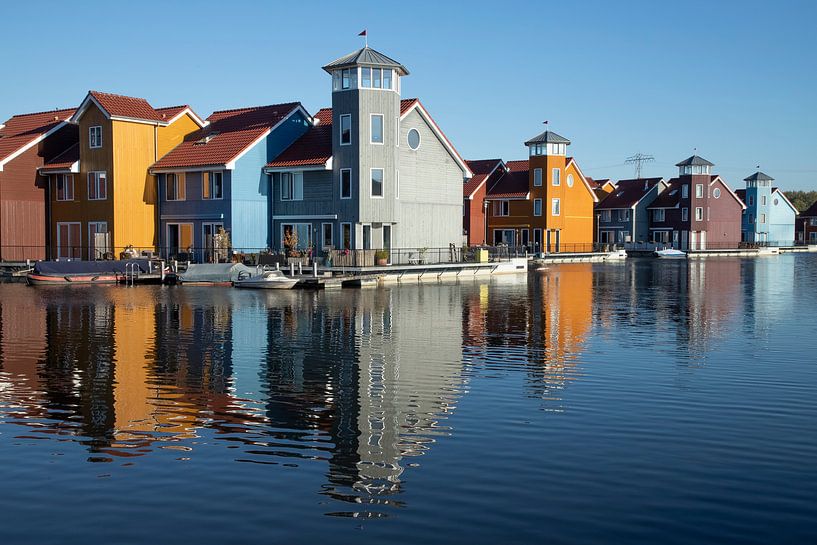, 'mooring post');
161,261,166,283
298,262,303,275
312,262,318,277
290,263,295,276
